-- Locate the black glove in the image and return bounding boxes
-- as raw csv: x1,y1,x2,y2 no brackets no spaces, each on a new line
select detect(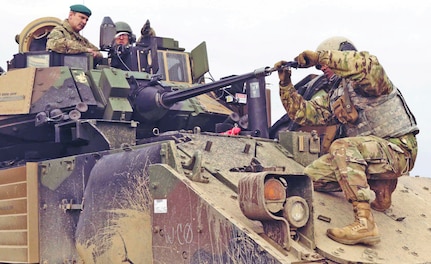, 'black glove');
294,50,319,68
274,60,292,86
141,19,156,37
